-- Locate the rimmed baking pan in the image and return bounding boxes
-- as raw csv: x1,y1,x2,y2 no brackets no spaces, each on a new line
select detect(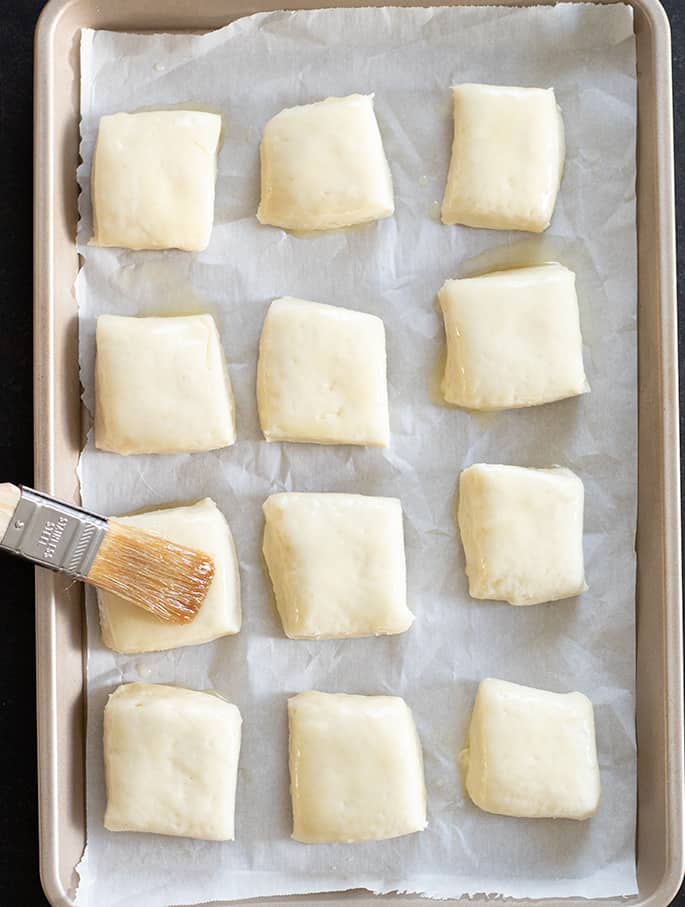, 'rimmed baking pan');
33,1,683,905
